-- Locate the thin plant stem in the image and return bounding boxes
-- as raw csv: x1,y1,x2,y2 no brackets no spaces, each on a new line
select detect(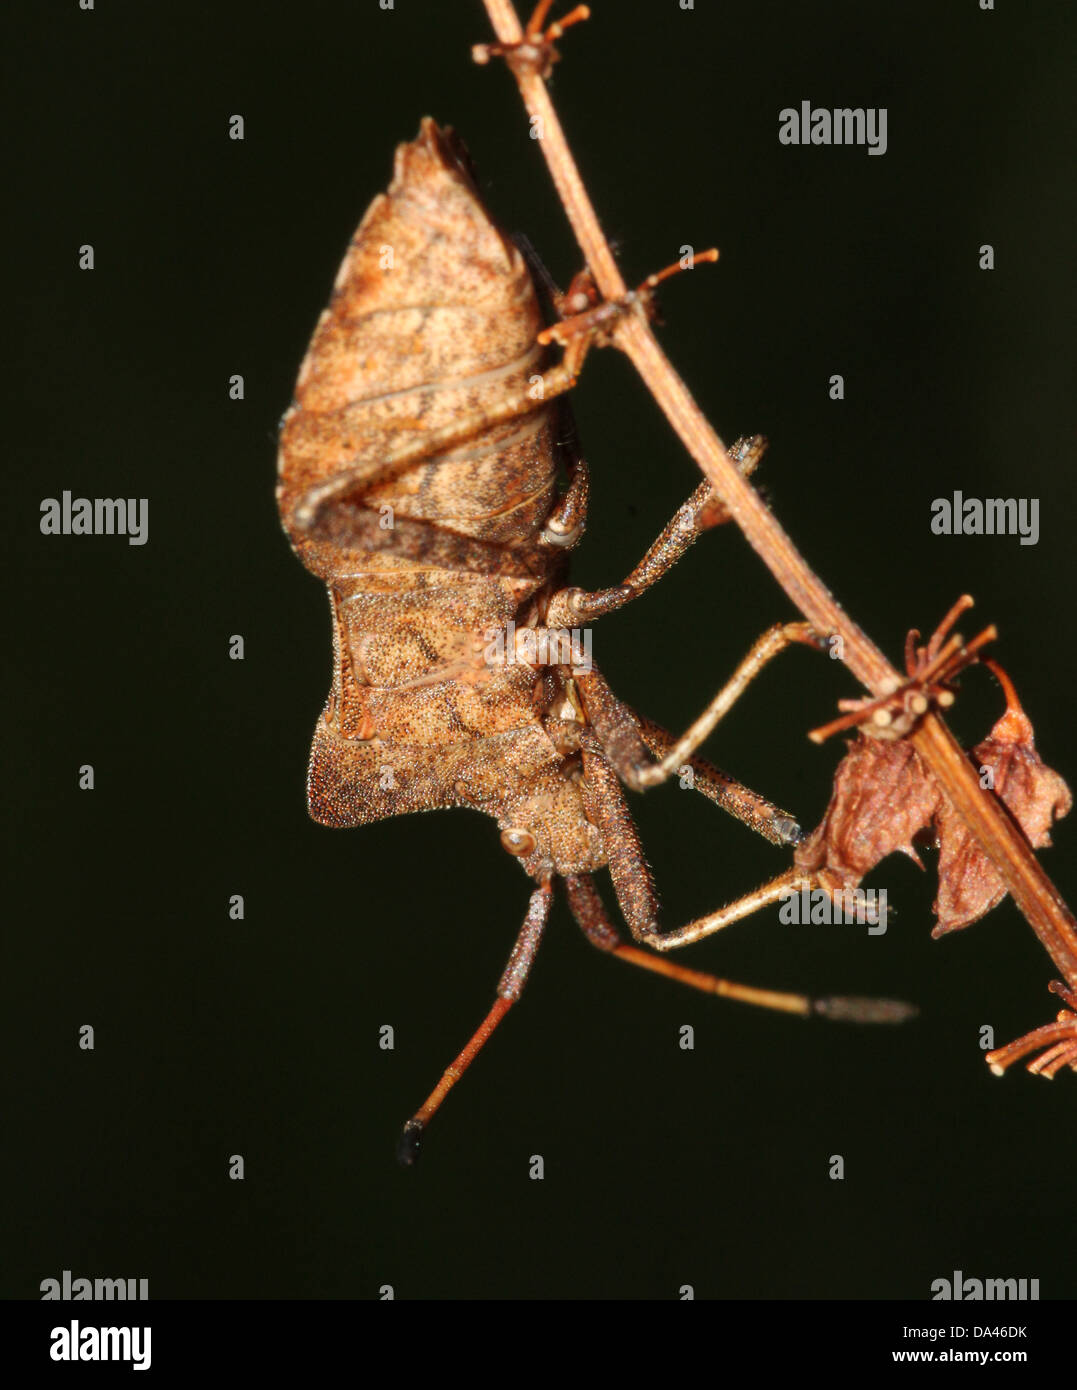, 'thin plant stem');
479,0,1077,990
